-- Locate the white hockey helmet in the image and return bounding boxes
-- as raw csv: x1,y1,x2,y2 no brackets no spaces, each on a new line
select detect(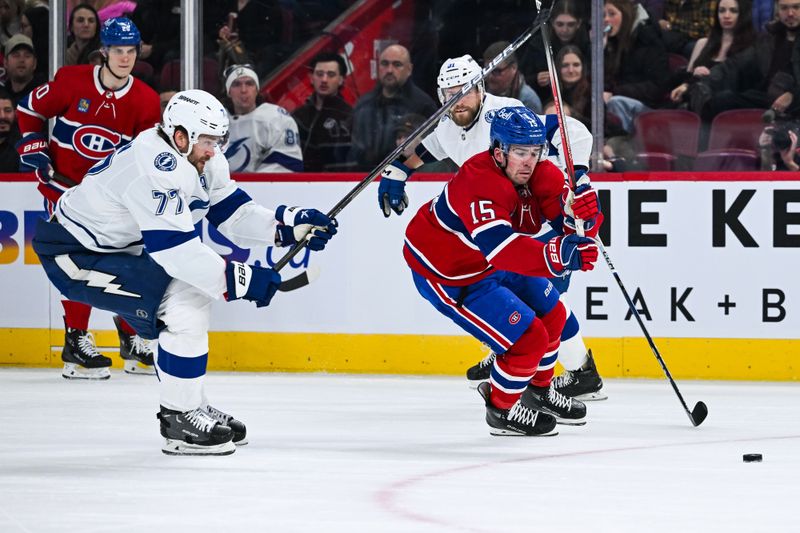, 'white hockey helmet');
436,54,484,105
160,89,229,156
